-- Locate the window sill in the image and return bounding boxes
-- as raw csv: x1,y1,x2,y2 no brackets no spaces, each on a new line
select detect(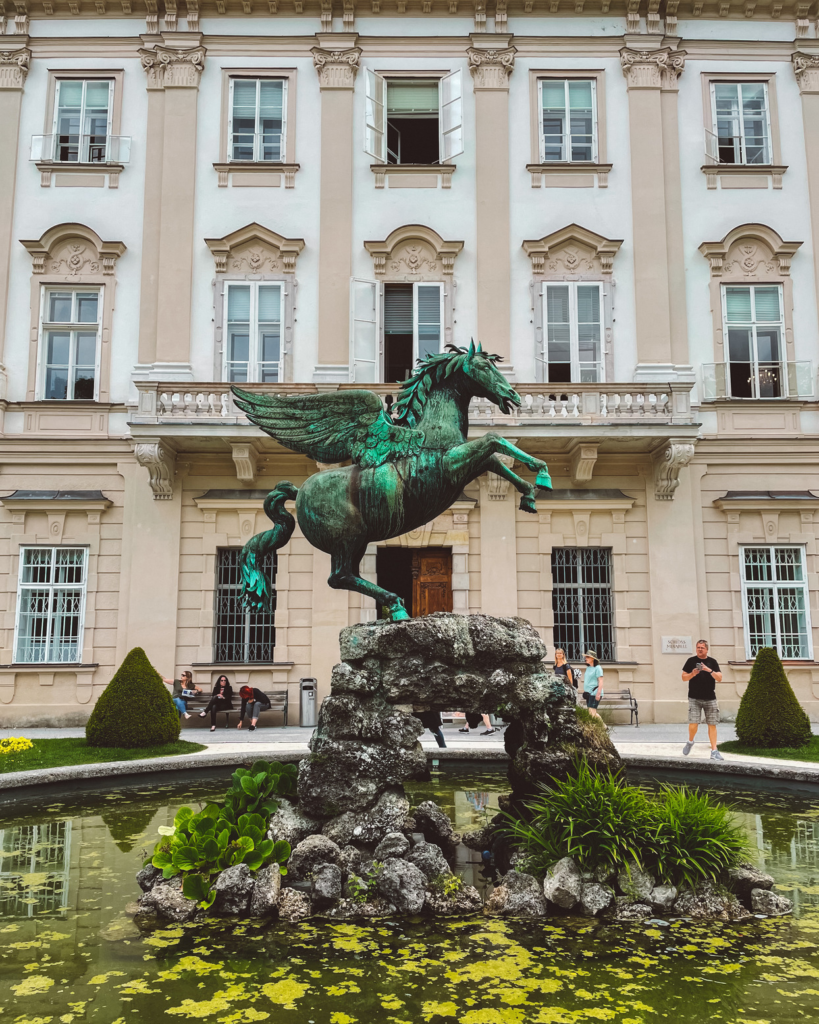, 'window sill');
527,163,612,188
371,164,456,189
213,162,300,188
701,163,787,190
191,662,296,668
36,162,124,189
0,663,99,670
